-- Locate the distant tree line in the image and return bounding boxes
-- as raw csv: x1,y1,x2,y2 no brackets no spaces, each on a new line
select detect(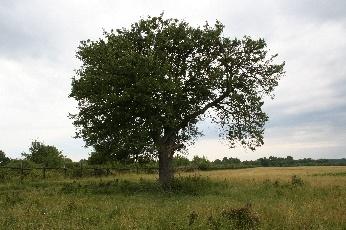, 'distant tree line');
87,152,346,170
170,155,346,170
1,142,345,170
